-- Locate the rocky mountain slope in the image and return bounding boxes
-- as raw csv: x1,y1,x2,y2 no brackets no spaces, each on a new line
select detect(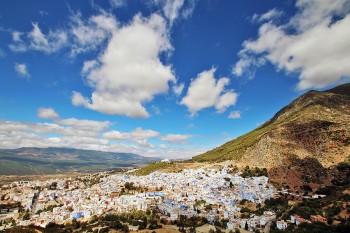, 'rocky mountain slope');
193,83,350,169
0,147,160,175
